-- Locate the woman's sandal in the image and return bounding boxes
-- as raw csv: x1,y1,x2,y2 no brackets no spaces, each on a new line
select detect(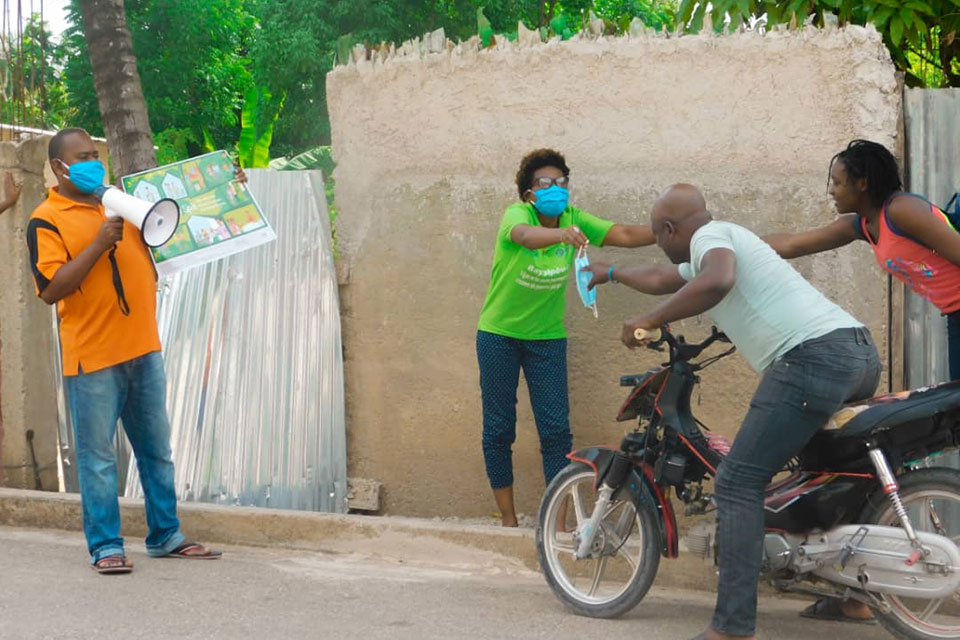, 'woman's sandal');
92,554,133,574
164,541,222,559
